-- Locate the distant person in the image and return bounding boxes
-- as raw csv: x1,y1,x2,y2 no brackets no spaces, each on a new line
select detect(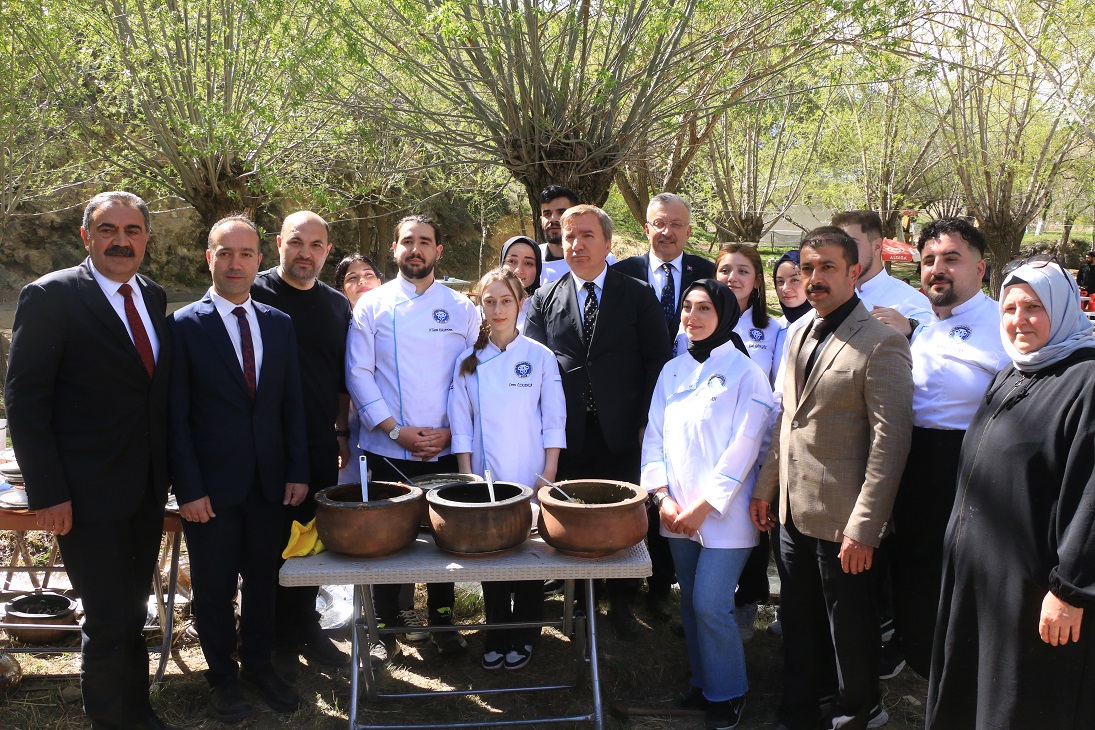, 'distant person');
525,204,671,639
5,191,177,730
449,267,565,671
926,257,1095,728
170,216,308,720
1076,250,1095,292
642,279,775,730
